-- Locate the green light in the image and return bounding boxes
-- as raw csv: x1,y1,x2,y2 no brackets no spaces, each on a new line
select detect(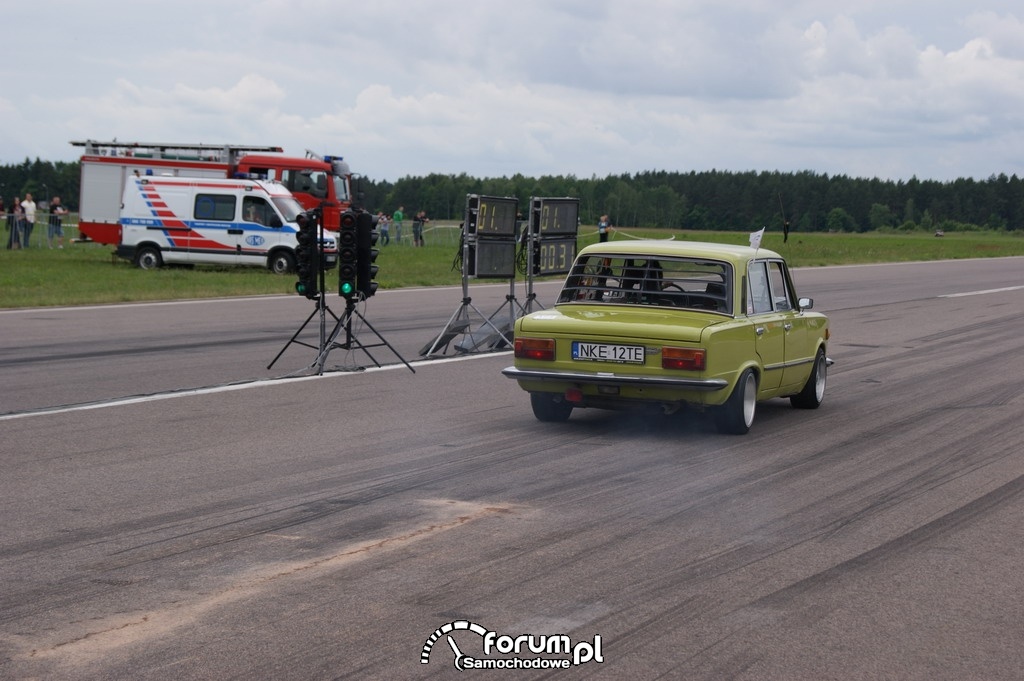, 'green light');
340,281,354,295
295,282,307,294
